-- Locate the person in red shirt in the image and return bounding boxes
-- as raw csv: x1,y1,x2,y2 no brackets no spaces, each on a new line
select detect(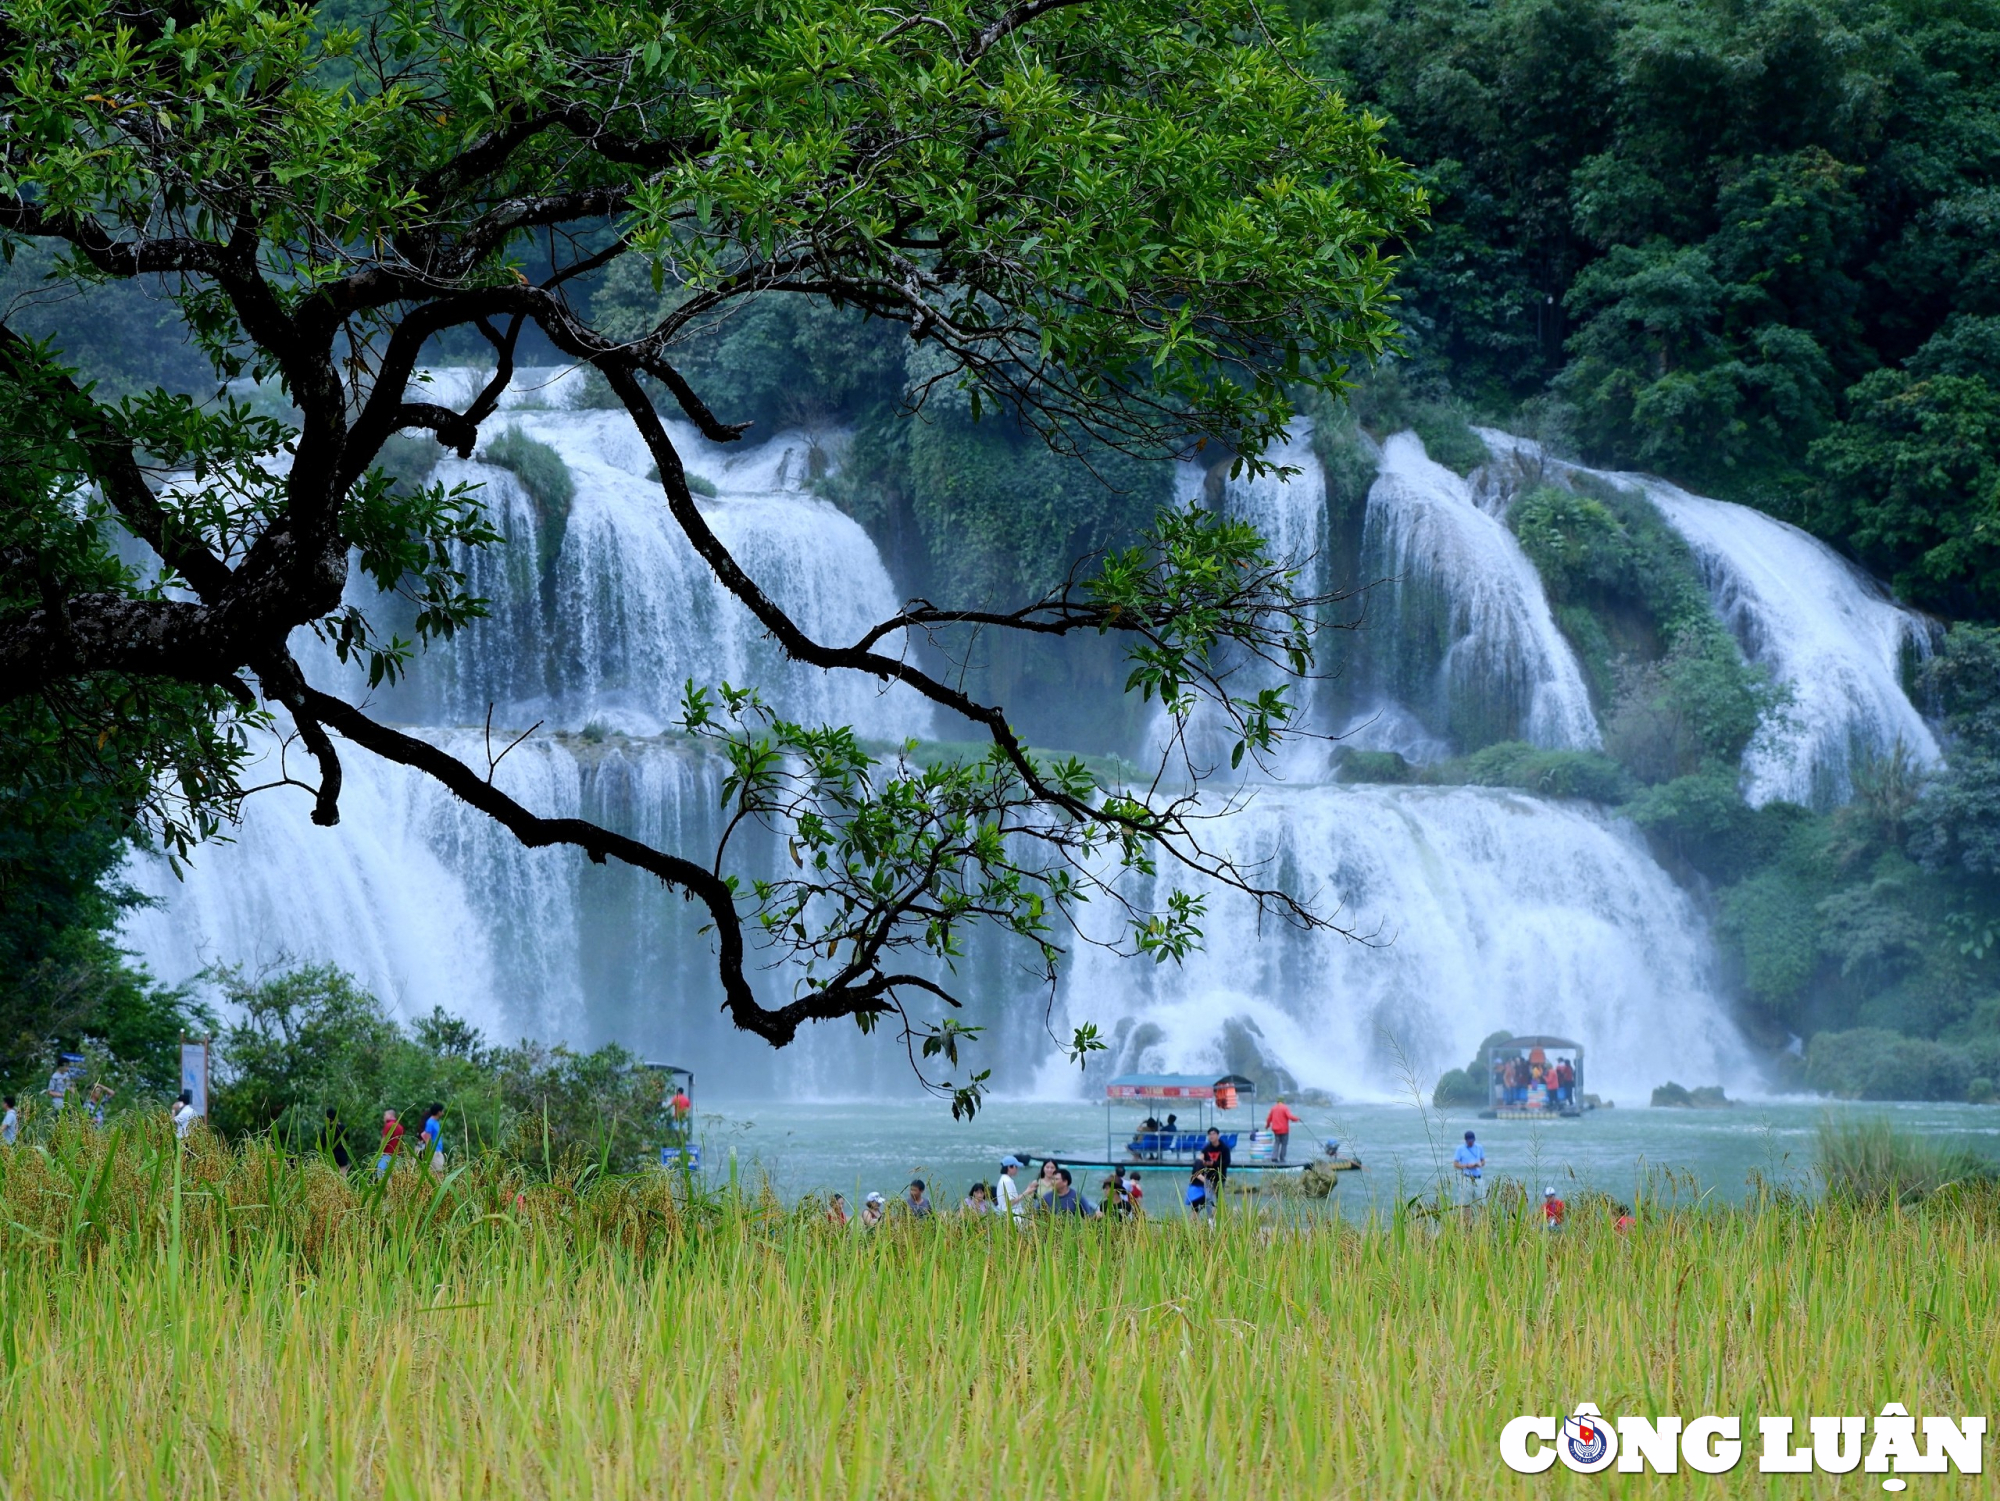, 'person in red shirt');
1264,1098,1302,1161
1542,1186,1566,1231
376,1108,403,1177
